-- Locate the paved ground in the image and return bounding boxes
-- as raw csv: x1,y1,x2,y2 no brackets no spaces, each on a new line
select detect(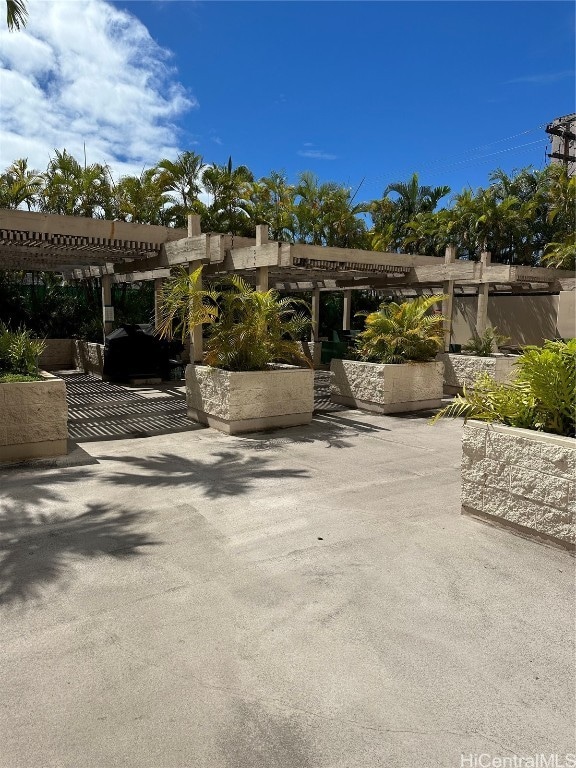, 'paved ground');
0,378,574,768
